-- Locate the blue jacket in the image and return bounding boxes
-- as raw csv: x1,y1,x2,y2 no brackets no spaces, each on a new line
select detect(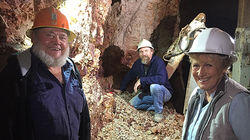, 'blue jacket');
0,49,90,140
120,55,173,94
